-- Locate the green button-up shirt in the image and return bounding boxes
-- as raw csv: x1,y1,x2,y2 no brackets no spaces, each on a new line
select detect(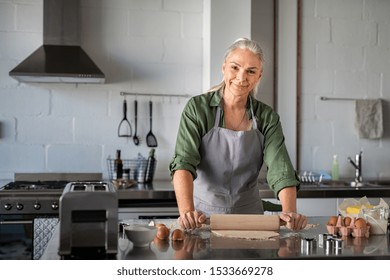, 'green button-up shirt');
169,90,299,198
